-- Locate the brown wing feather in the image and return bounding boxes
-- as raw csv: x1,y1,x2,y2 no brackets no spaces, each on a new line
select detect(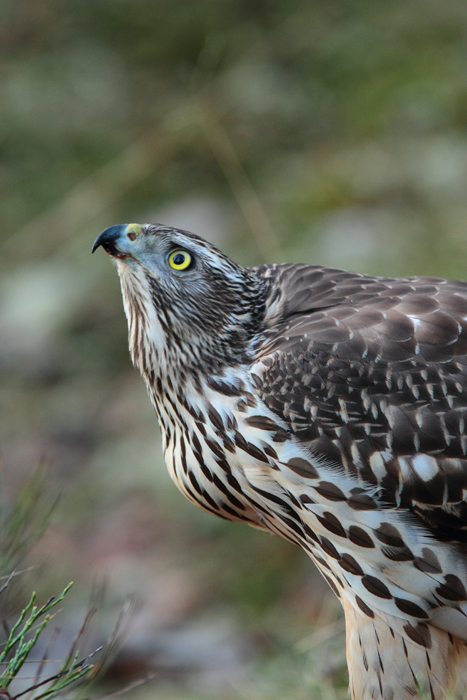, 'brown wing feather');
252,264,467,537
